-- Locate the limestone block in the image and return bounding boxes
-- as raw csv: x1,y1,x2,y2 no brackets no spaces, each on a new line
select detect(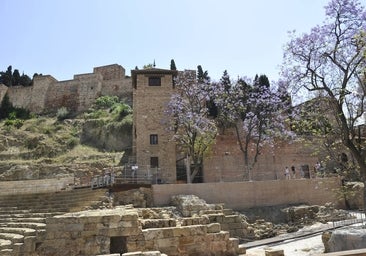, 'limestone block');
265,248,284,256
142,251,162,256
228,237,239,254
172,226,193,237
207,223,221,233
238,244,247,254
207,214,225,223
322,231,332,253
223,215,237,223
178,235,195,245
328,227,366,252
220,223,229,231
161,228,174,238
228,222,241,230
189,225,207,236
122,251,143,256
156,237,179,248
12,243,24,255
121,211,139,221
143,228,164,240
